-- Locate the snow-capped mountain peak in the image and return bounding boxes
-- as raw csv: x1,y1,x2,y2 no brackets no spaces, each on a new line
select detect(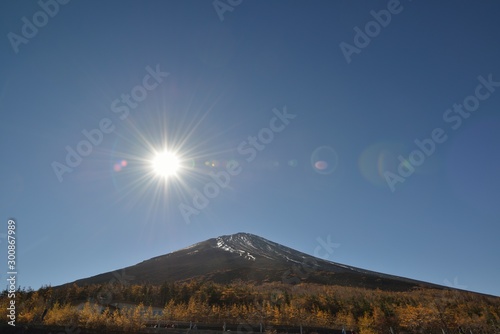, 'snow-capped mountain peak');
68,232,449,292
215,235,256,261
213,233,313,264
